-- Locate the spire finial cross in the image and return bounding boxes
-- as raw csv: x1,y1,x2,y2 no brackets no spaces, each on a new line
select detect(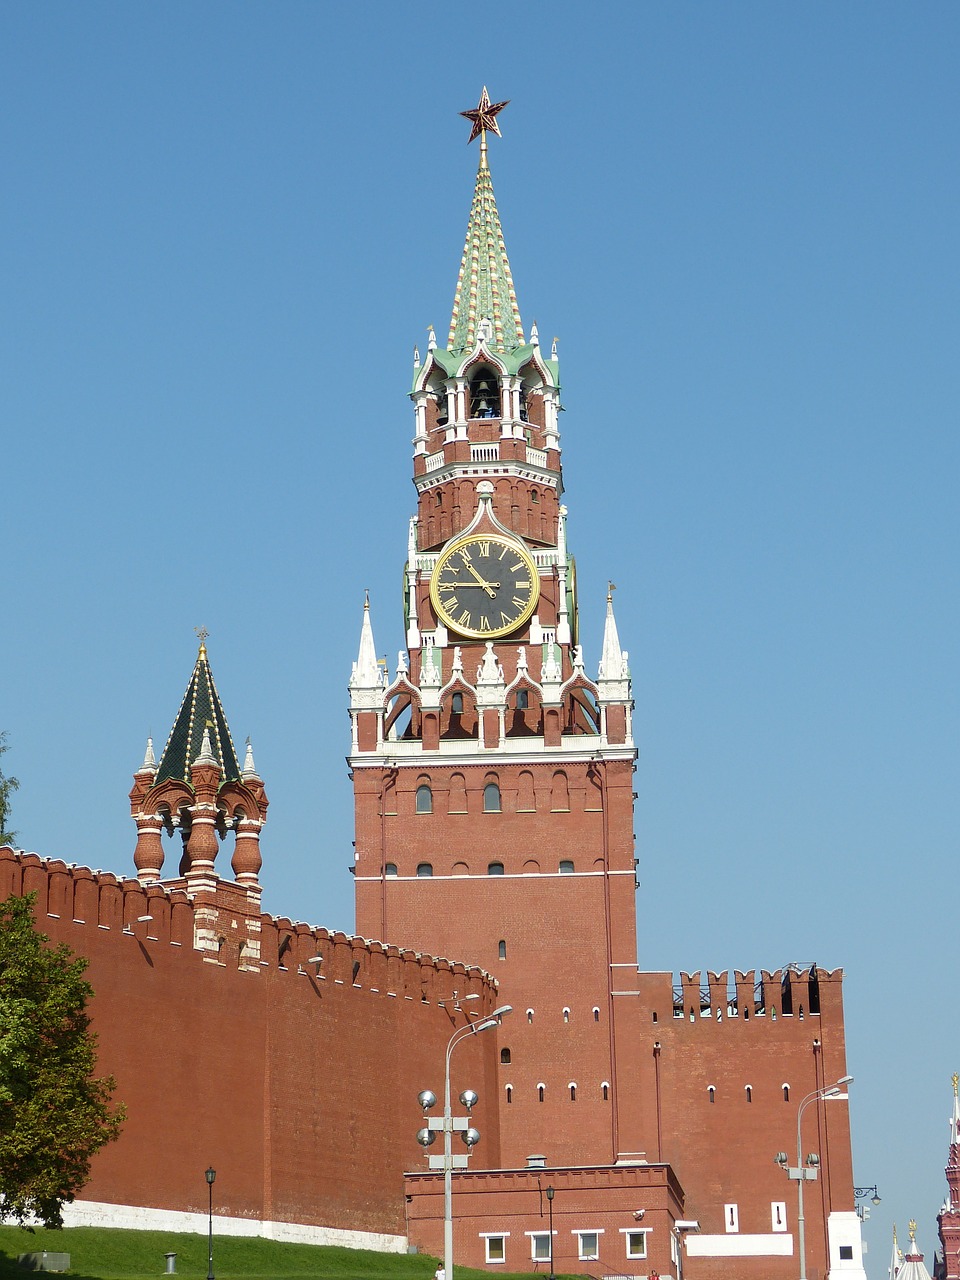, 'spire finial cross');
194,625,209,656
460,86,509,146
